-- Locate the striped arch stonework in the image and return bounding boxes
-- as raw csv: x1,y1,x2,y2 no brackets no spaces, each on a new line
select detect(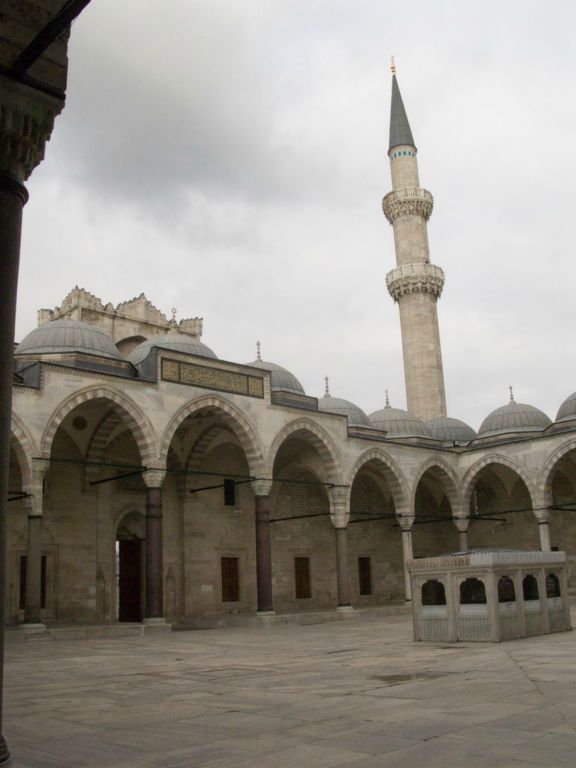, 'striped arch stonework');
536,438,576,510
347,447,410,518
411,457,462,513
10,412,37,490
84,409,126,484
160,395,266,477
461,454,537,512
187,423,237,472
41,386,157,466
267,419,343,484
